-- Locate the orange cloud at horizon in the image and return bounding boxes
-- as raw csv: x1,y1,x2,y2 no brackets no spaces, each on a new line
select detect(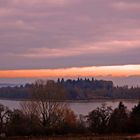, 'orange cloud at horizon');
0,65,140,78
